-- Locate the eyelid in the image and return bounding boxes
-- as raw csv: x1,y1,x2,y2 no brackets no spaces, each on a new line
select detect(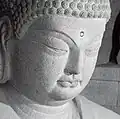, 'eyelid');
87,33,103,47
38,34,69,52
40,43,68,56
85,42,101,57
41,42,68,52
38,30,77,48
85,33,103,57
